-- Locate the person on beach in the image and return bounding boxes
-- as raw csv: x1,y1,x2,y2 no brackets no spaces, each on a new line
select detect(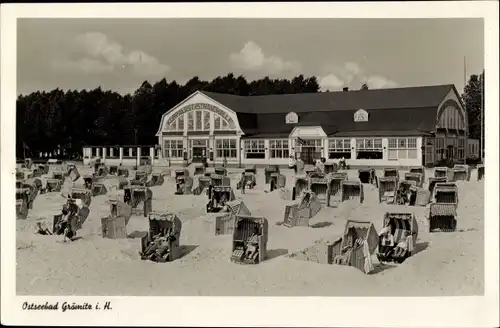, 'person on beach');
239,172,246,194
288,155,297,174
